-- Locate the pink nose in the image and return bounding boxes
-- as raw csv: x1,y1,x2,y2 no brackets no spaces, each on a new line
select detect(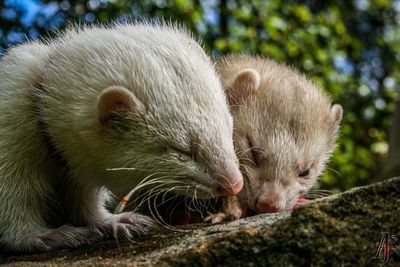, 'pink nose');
256,200,282,213
216,178,243,196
